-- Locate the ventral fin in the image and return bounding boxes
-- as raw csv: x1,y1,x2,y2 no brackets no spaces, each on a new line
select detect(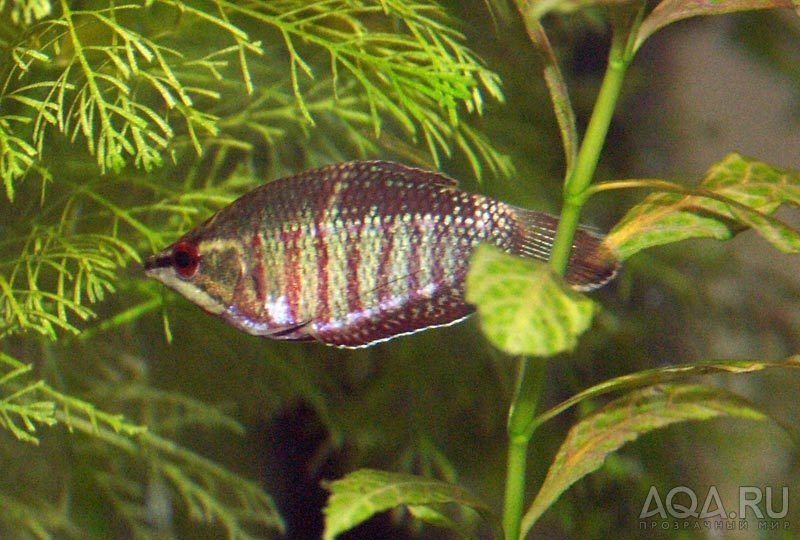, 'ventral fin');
267,320,313,340
222,305,314,341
